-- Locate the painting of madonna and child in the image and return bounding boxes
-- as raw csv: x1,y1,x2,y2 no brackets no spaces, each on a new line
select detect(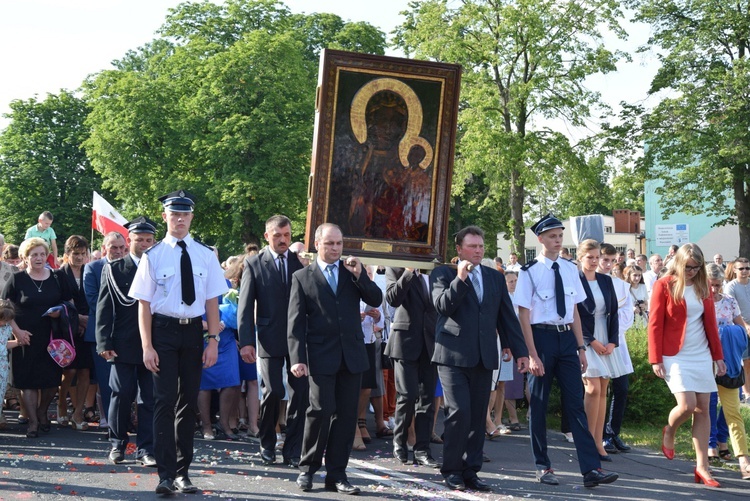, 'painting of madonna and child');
306,50,461,267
